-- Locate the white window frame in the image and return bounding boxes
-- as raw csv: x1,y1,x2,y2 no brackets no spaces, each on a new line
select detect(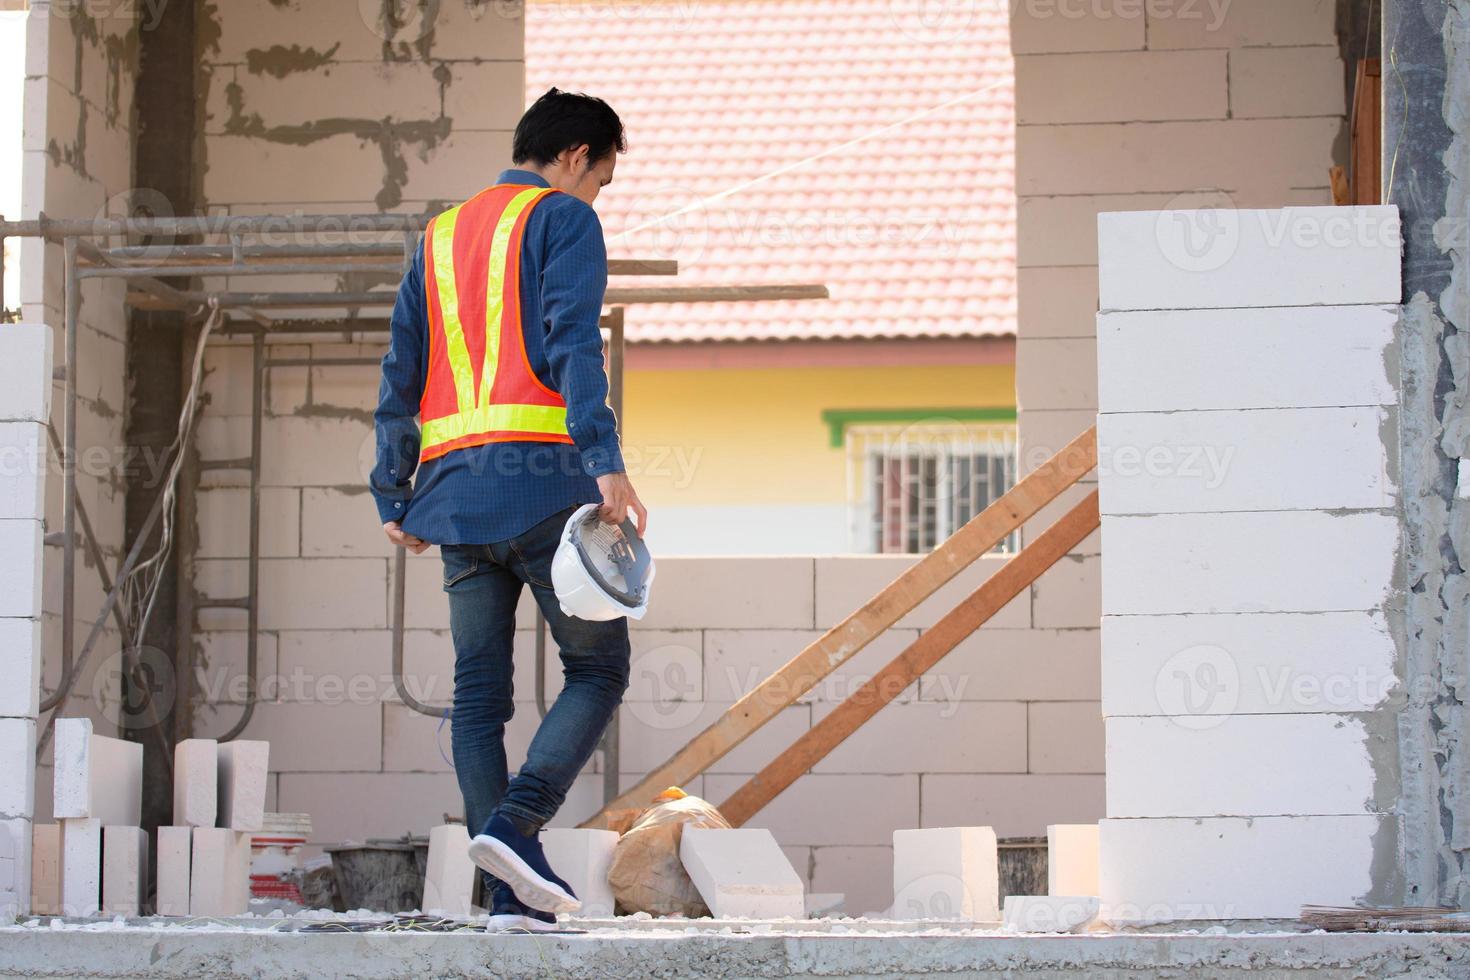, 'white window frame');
844,420,1019,554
